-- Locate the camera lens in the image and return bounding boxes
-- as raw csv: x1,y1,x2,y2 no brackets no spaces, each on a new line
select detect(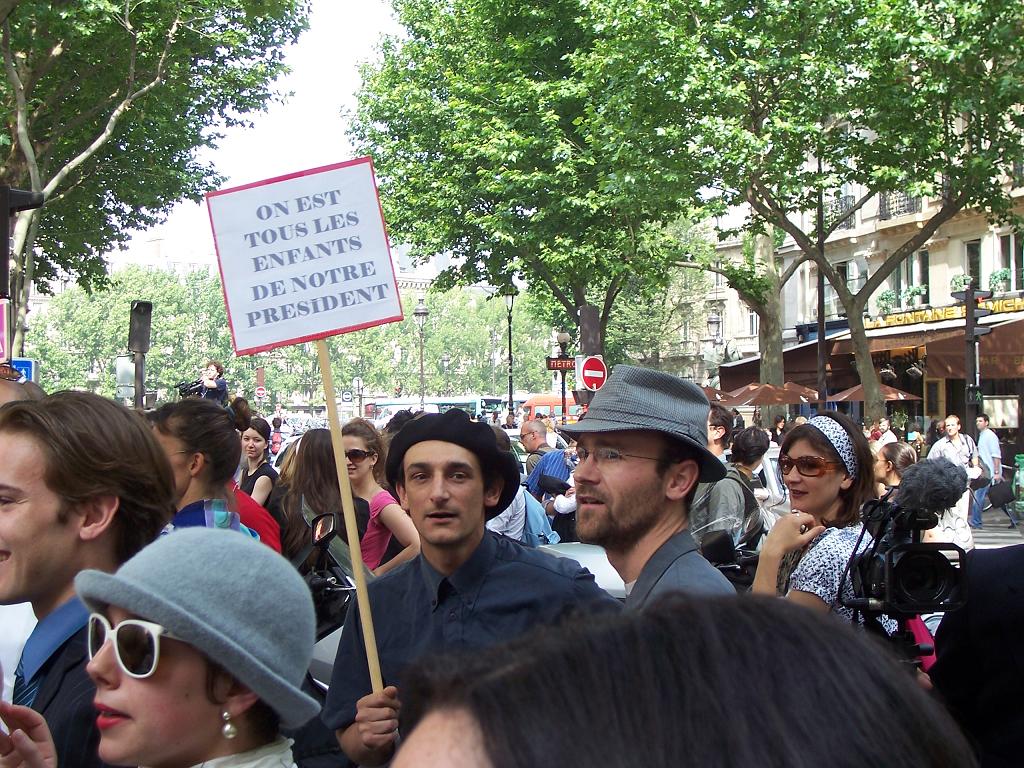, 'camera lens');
892,550,957,606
